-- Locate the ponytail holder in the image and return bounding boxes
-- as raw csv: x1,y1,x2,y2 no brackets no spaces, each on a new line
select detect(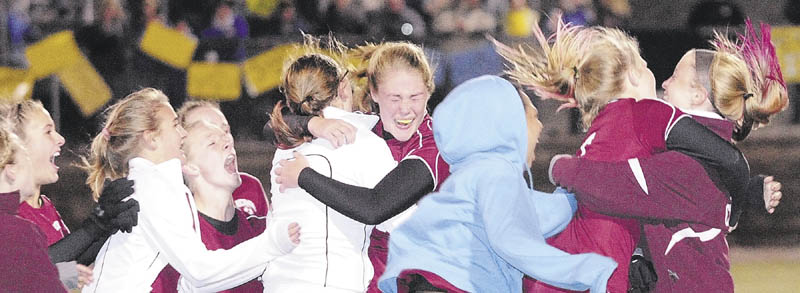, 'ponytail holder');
101,127,111,139
743,93,753,100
